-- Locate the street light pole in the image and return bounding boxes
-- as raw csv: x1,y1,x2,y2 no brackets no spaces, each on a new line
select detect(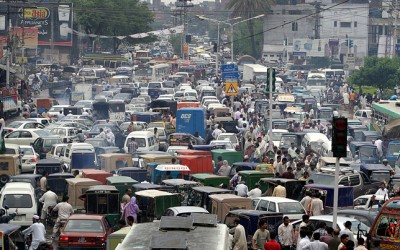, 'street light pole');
216,22,220,77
